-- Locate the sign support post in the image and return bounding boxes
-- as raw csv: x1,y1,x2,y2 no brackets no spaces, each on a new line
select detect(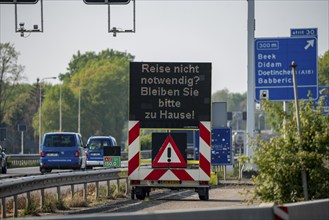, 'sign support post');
291,61,309,201
246,0,256,168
